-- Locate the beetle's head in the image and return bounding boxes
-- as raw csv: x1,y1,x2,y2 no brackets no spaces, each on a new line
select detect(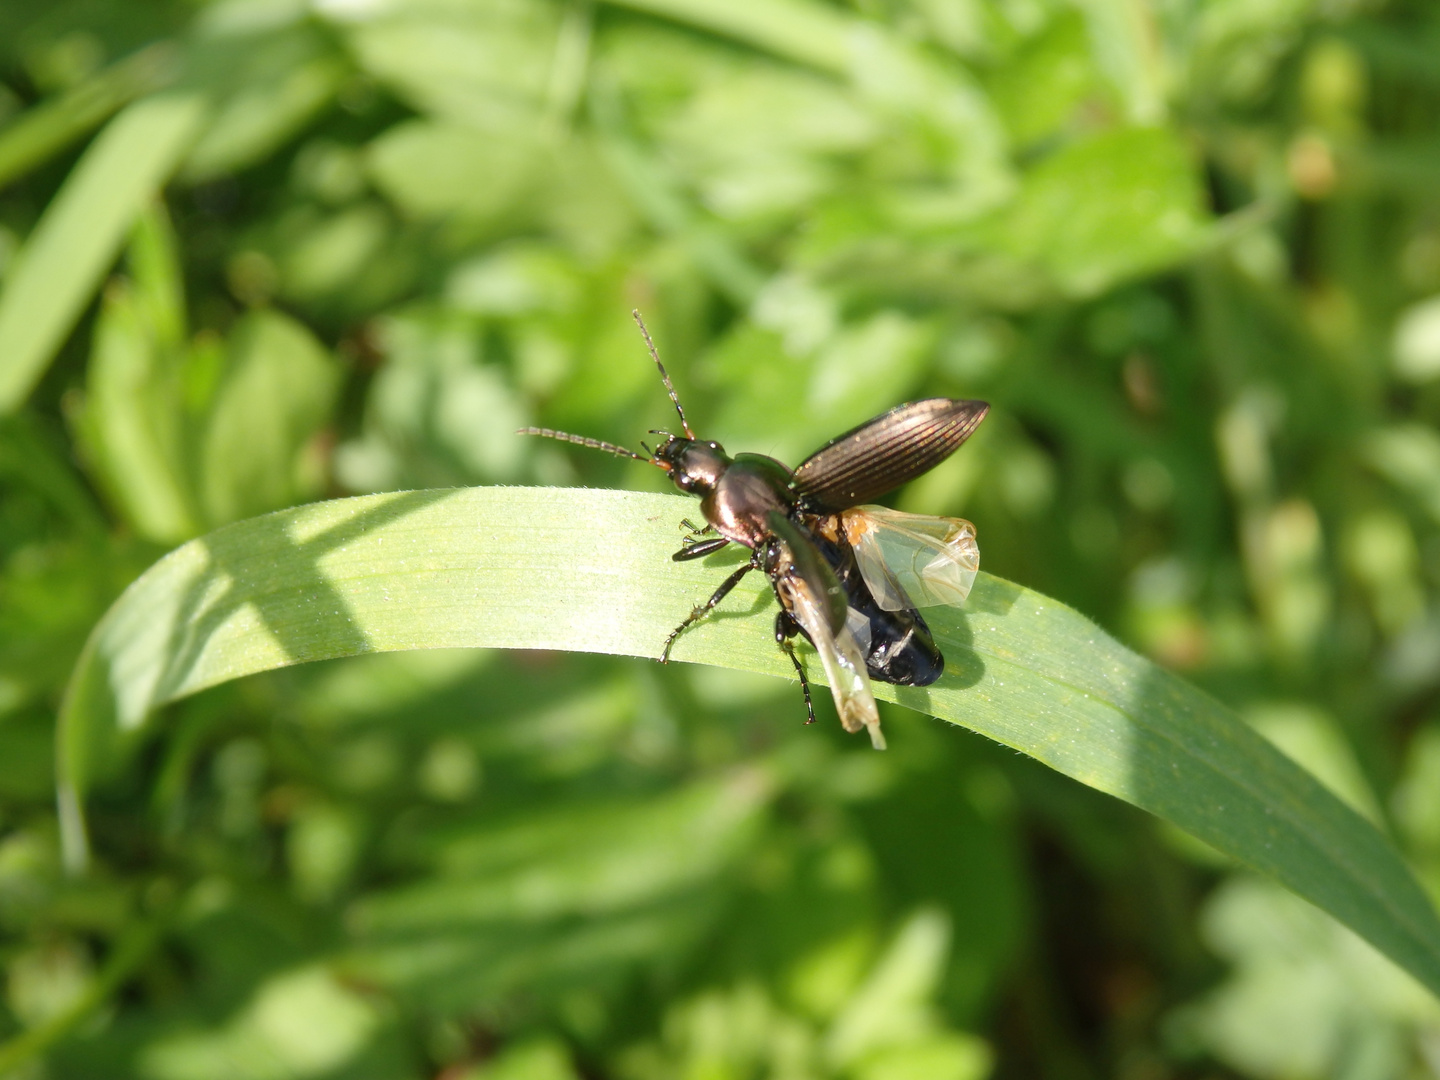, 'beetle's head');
652,435,730,497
